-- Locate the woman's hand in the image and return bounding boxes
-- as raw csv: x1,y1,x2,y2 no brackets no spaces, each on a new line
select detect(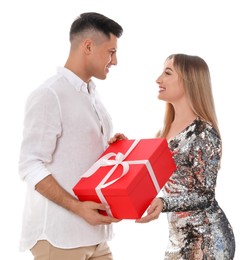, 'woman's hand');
135,197,163,223
108,133,128,144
